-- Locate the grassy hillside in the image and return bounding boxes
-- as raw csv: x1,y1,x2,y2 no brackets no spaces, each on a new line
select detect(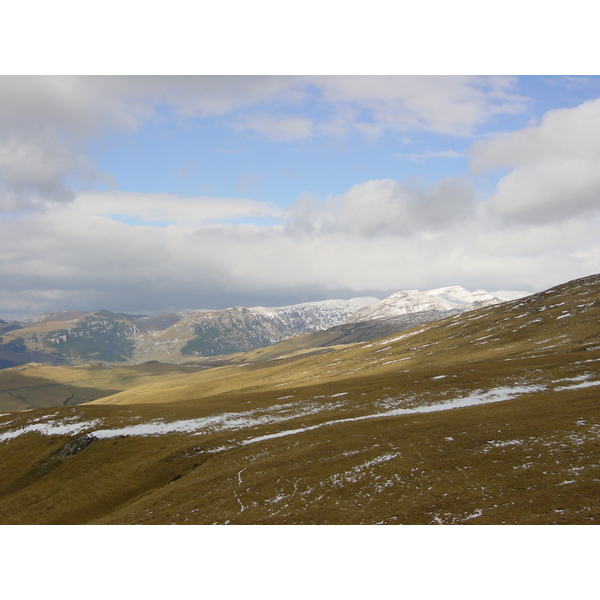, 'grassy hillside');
0,273,598,524
0,361,202,412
